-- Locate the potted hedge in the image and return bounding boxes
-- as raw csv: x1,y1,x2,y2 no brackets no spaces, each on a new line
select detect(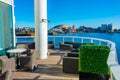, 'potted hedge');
78,44,110,80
